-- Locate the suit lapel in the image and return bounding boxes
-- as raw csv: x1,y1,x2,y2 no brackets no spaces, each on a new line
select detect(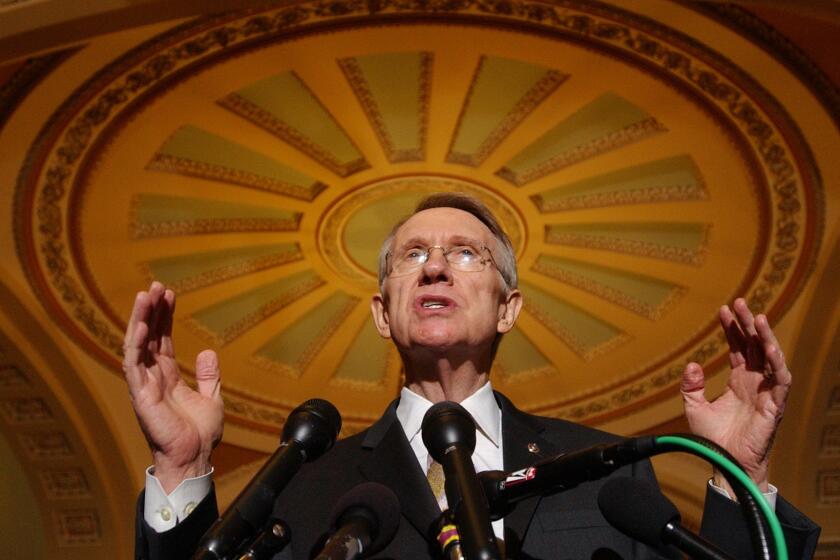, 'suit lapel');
496,393,558,549
358,401,441,539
